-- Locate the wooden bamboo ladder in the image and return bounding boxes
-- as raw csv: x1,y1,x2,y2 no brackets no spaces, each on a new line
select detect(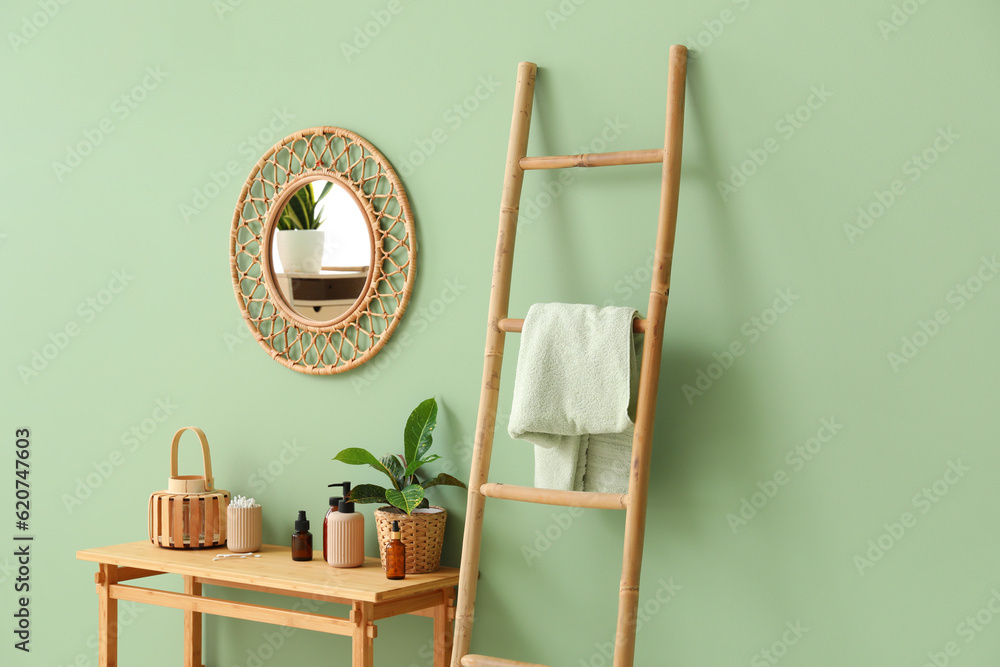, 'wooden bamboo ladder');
451,45,688,667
